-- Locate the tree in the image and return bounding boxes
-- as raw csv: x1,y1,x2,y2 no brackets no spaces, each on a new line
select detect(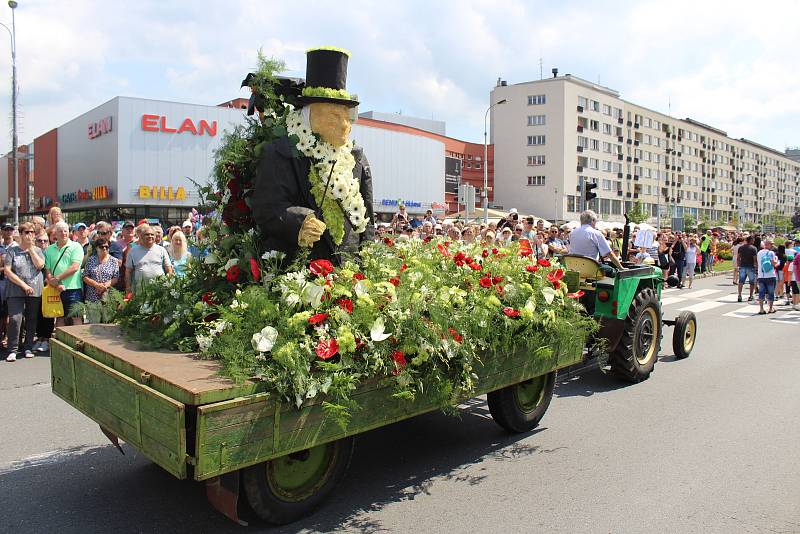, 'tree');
627,200,648,224
683,213,697,231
